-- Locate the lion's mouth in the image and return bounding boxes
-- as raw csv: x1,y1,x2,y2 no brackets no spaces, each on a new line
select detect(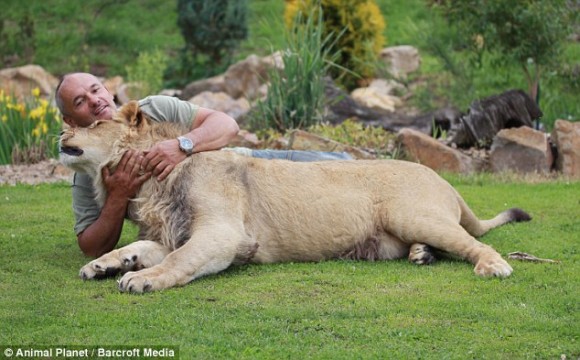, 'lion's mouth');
60,146,84,157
